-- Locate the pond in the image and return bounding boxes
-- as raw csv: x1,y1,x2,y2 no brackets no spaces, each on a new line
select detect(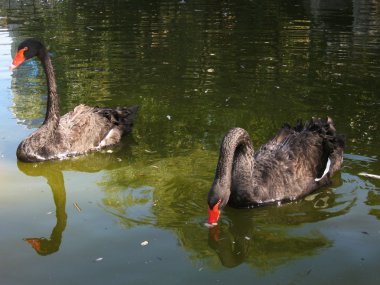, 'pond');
0,0,379,284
